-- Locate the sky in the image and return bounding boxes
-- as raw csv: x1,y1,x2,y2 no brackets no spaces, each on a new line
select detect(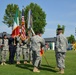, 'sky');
0,0,76,38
